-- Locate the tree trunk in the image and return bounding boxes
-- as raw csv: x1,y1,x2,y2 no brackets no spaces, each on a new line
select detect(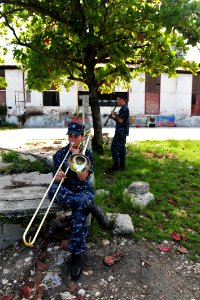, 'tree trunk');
88,84,103,153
